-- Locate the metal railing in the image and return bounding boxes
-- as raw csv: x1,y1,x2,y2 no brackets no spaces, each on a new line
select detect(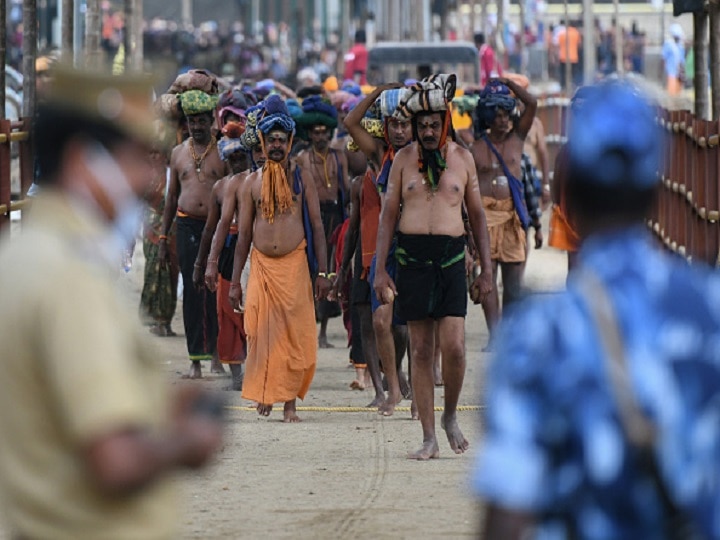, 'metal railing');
651,109,720,266
0,117,33,229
